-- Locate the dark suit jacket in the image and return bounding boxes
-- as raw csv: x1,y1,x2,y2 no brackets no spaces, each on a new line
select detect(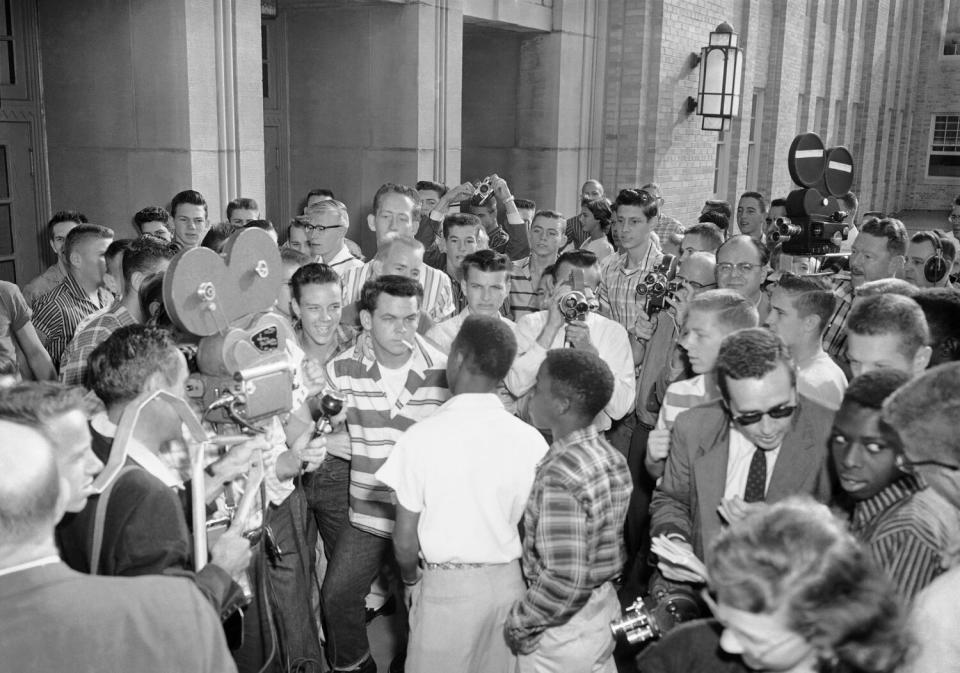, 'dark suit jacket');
650,397,836,560
1,562,236,672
